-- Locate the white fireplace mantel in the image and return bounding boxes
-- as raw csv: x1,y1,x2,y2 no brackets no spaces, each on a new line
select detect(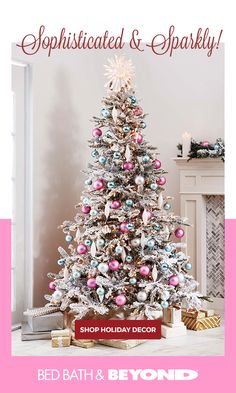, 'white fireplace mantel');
173,158,224,300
